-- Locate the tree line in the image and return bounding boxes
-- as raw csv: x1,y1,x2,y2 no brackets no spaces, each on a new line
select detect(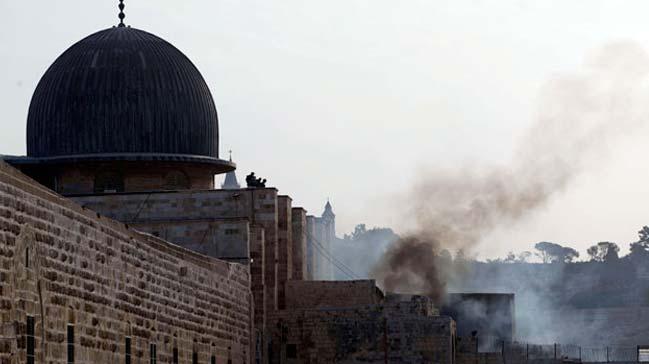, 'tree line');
493,225,649,264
